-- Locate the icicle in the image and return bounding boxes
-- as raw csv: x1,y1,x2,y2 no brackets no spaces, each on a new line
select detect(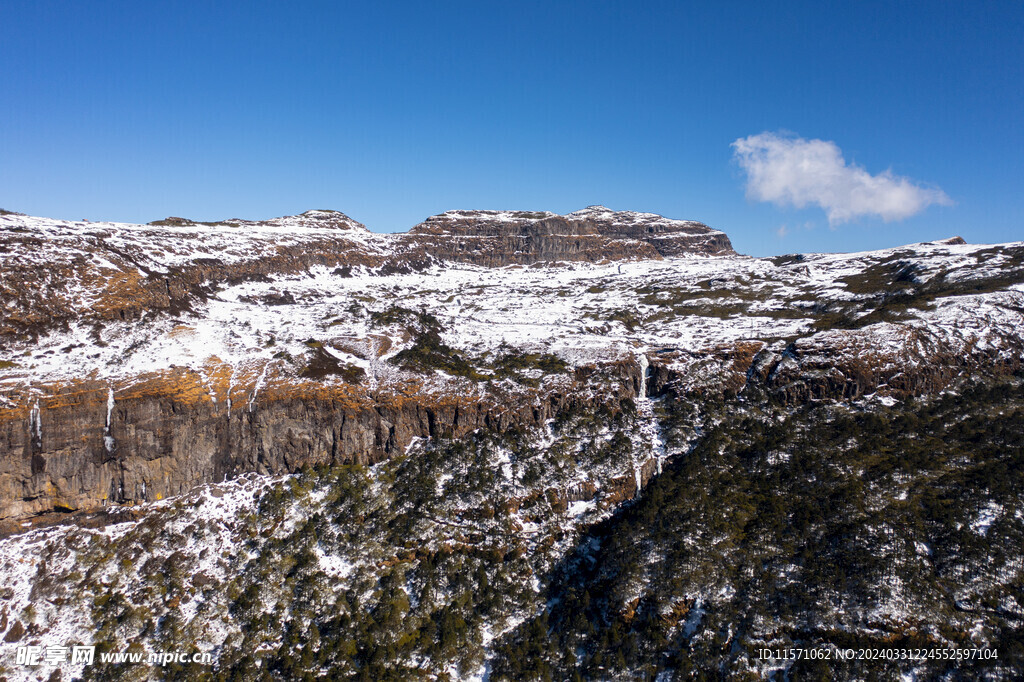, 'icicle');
638,353,650,399
29,400,42,448
633,352,648,493
368,336,380,389
248,362,271,413
635,351,666,483
226,366,235,414
103,387,116,452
